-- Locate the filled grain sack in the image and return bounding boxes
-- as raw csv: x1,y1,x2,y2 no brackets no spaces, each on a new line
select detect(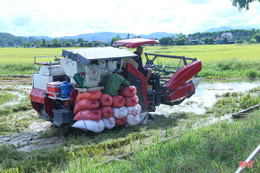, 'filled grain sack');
98,60,107,74
113,106,128,119
127,104,141,116
125,95,139,107
100,106,114,119
114,116,127,126
72,119,105,133
102,117,115,129
99,94,113,107
126,114,141,126
85,64,101,88
112,95,125,108
74,99,100,114
119,85,137,97
73,109,101,121
77,90,101,101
